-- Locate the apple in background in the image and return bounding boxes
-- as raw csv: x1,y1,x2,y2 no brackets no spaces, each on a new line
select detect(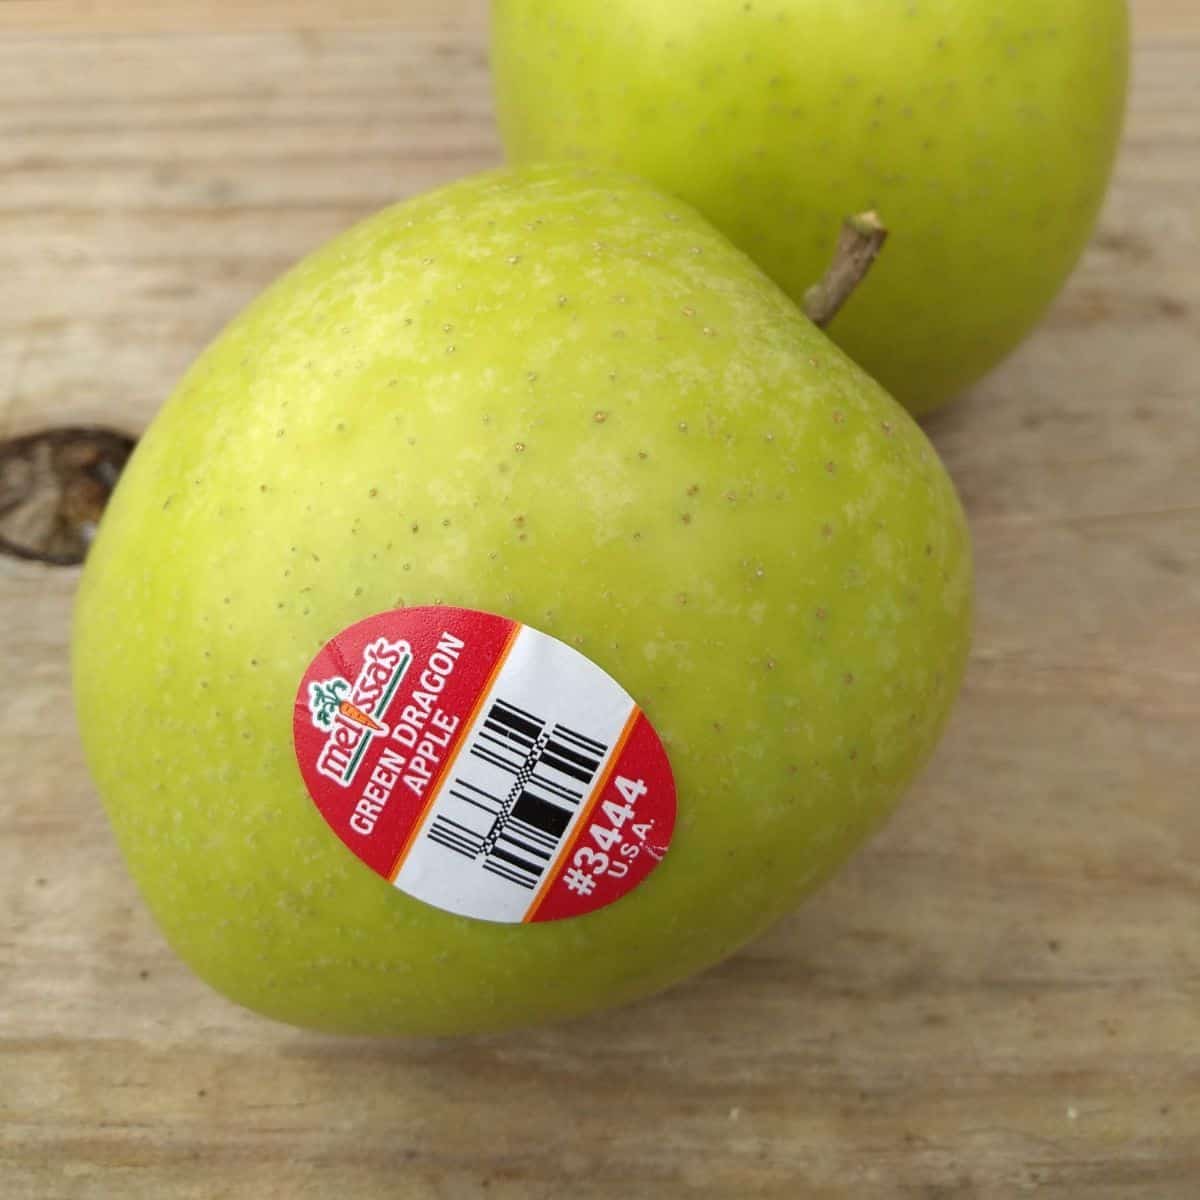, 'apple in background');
73,164,971,1036
492,0,1130,415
